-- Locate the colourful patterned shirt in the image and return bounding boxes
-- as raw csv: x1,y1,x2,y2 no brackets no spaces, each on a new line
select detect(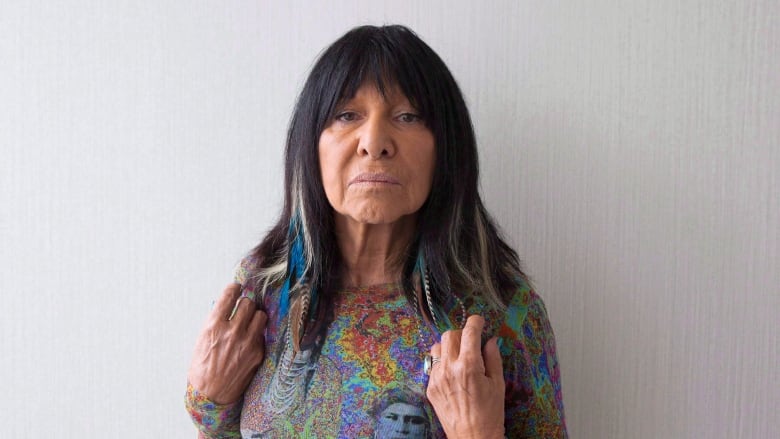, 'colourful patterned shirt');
186,263,567,438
